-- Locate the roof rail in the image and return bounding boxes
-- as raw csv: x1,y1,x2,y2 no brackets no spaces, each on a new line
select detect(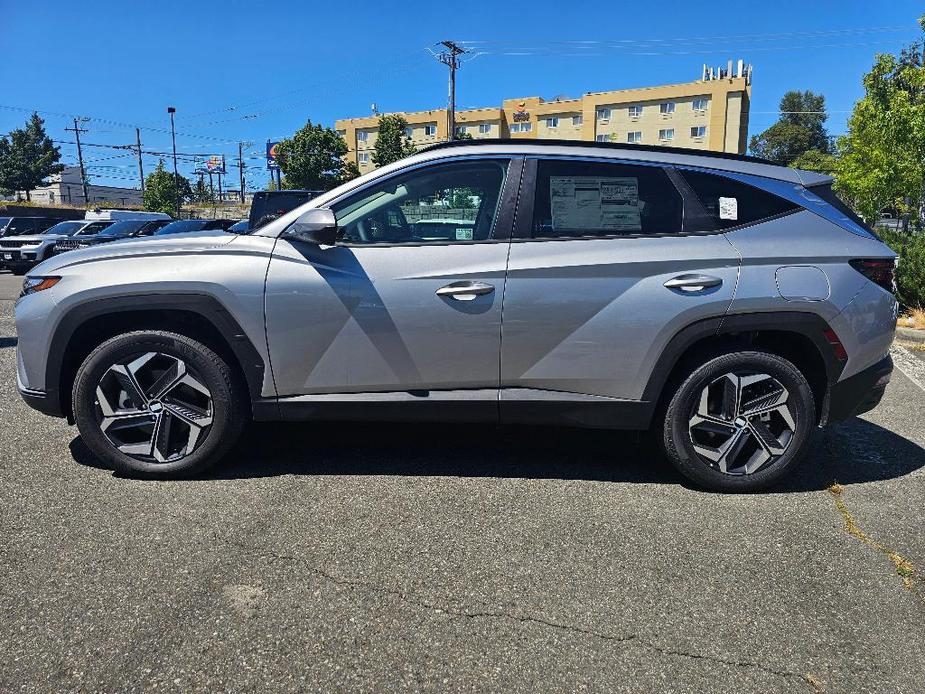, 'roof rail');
419,138,772,165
